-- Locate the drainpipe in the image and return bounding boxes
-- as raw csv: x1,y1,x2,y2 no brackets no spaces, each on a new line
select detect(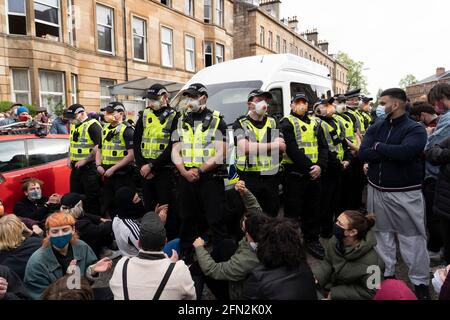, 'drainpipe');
122,0,129,82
